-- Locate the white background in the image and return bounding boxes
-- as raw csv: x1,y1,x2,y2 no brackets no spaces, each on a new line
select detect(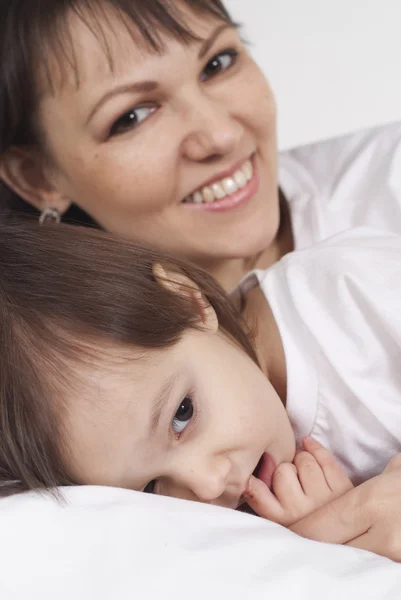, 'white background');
226,0,401,149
